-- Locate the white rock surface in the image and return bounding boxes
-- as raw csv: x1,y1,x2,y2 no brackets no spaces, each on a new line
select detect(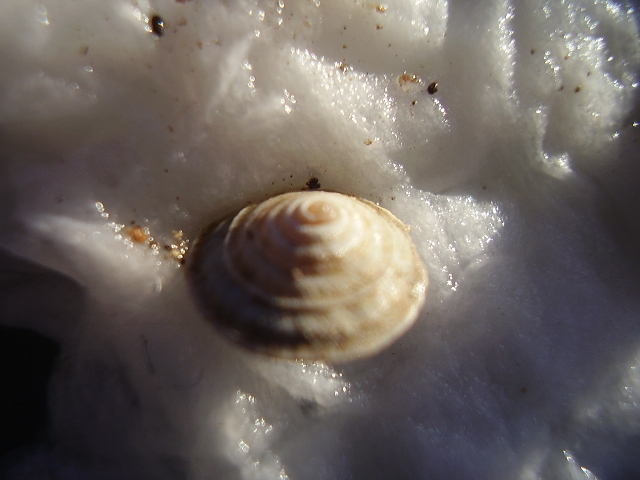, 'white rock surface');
0,0,639,479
